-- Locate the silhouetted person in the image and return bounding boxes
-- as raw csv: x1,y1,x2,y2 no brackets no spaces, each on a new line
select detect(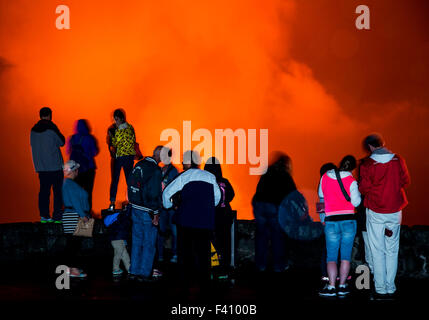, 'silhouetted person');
359,133,410,298
67,119,99,211
30,107,65,223
157,147,179,263
107,109,136,211
204,157,235,276
318,156,361,297
162,151,221,293
128,146,163,282
252,153,296,273
356,155,373,274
